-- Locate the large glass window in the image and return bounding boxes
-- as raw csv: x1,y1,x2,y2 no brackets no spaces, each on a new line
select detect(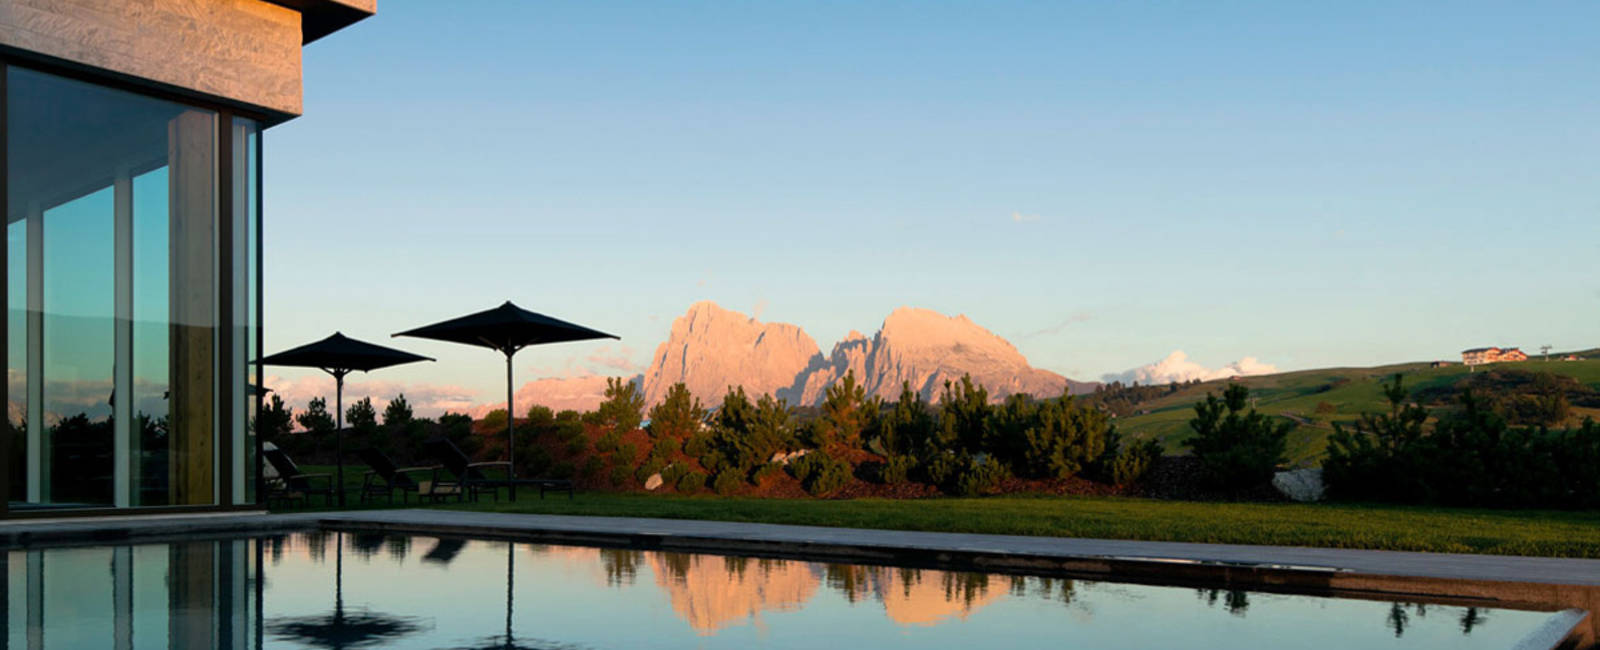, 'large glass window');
133,167,174,506
41,186,117,505
4,66,258,511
